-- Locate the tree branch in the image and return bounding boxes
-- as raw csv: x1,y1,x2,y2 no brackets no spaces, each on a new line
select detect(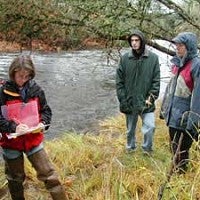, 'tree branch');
156,0,200,30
